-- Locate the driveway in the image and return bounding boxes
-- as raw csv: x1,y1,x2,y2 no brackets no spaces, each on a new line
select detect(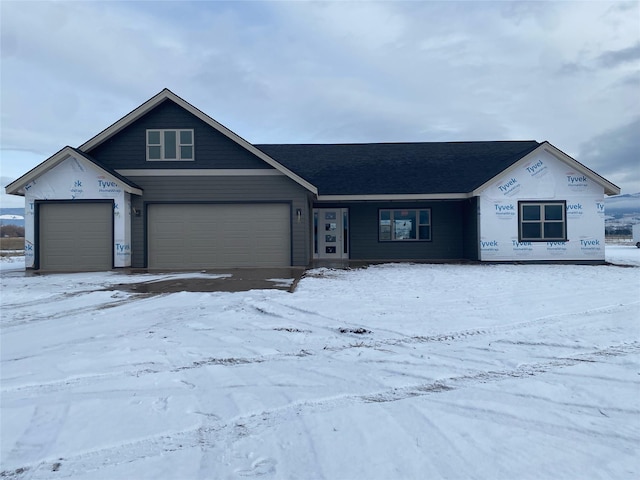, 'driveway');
107,267,307,293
